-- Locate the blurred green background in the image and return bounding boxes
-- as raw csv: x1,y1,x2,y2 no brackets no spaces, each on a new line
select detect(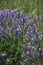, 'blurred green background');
0,0,43,15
